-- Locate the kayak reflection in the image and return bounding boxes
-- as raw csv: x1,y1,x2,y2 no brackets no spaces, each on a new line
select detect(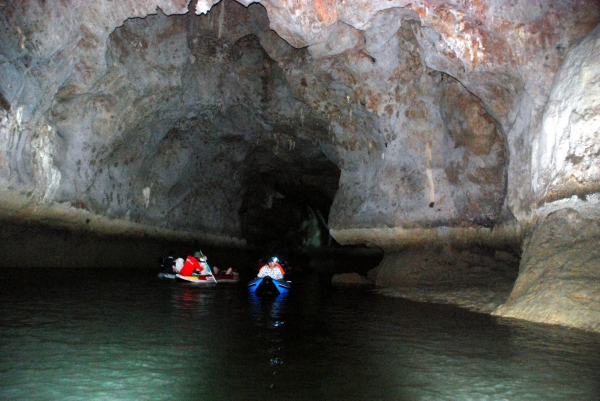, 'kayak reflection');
249,291,289,327
248,291,290,391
